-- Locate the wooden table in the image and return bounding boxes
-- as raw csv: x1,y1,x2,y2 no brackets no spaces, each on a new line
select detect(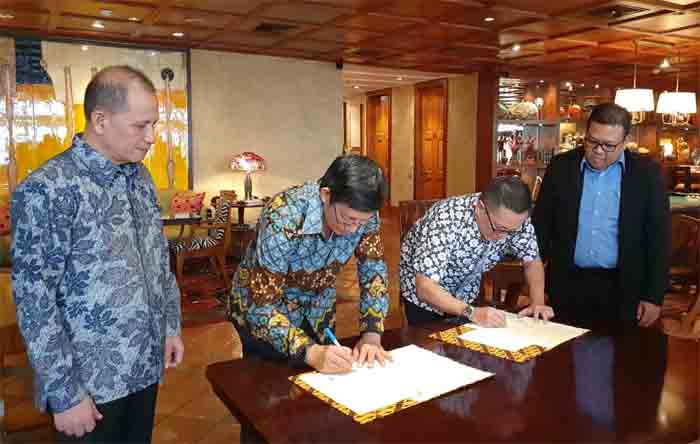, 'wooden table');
230,200,266,225
160,213,202,226
670,194,700,216
207,323,698,443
